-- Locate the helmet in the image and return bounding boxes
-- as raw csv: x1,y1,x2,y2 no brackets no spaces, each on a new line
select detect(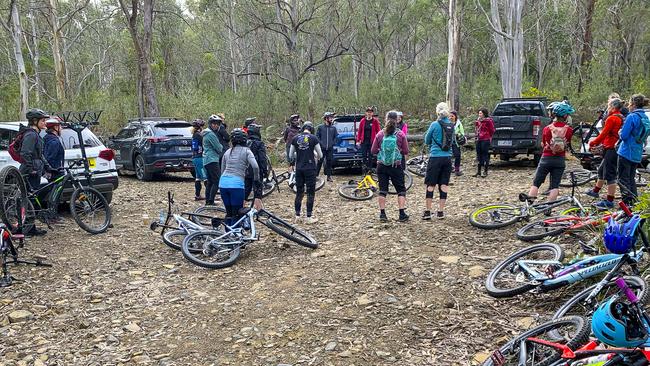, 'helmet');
192,119,205,128
247,123,261,138
323,112,335,119
45,117,62,129
244,117,256,127
604,215,642,254
230,128,247,145
552,102,575,117
208,114,222,124
26,108,50,120
397,111,403,117
546,102,558,111
302,121,314,134
592,296,648,348
290,114,300,120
